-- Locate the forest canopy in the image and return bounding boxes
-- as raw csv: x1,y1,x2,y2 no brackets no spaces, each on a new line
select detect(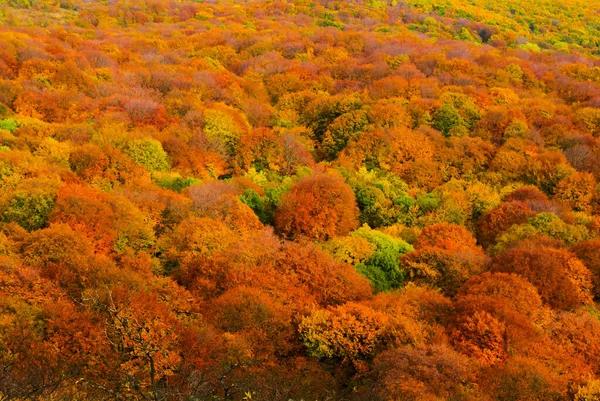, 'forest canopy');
2,0,600,400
